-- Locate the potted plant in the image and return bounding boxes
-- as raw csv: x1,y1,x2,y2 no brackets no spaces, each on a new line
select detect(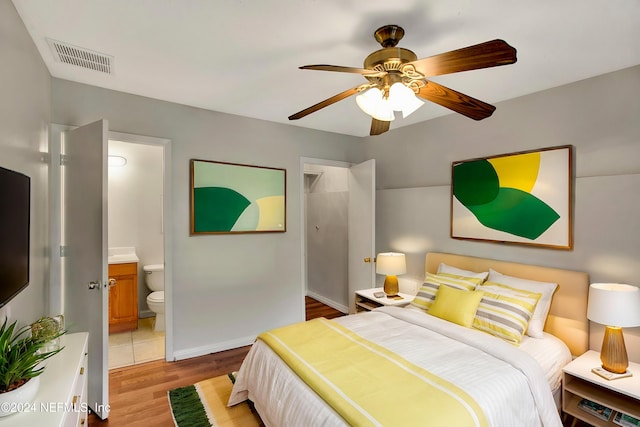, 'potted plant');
0,318,65,417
